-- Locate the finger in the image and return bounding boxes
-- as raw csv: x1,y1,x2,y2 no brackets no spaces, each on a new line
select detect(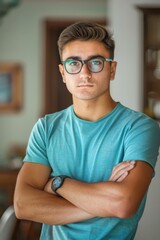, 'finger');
113,161,136,173
109,162,136,182
116,172,128,182
112,161,135,177
111,163,135,181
